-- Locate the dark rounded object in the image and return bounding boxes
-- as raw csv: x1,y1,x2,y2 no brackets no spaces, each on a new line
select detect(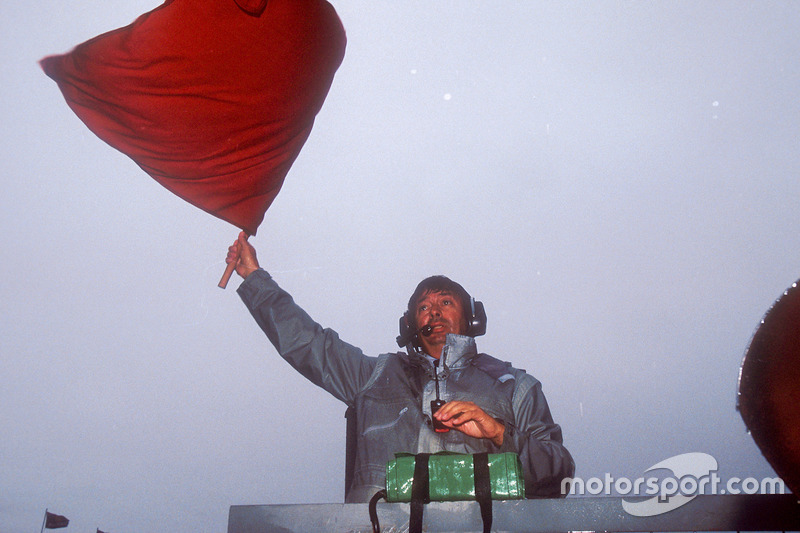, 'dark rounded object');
738,279,800,496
